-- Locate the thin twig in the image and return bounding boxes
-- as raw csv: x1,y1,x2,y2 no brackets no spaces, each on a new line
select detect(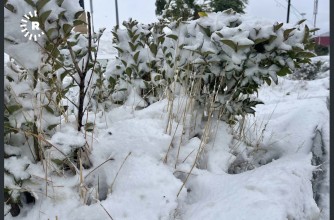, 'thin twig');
85,157,114,178
5,126,80,174
67,42,83,78
100,203,114,220
109,152,132,192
